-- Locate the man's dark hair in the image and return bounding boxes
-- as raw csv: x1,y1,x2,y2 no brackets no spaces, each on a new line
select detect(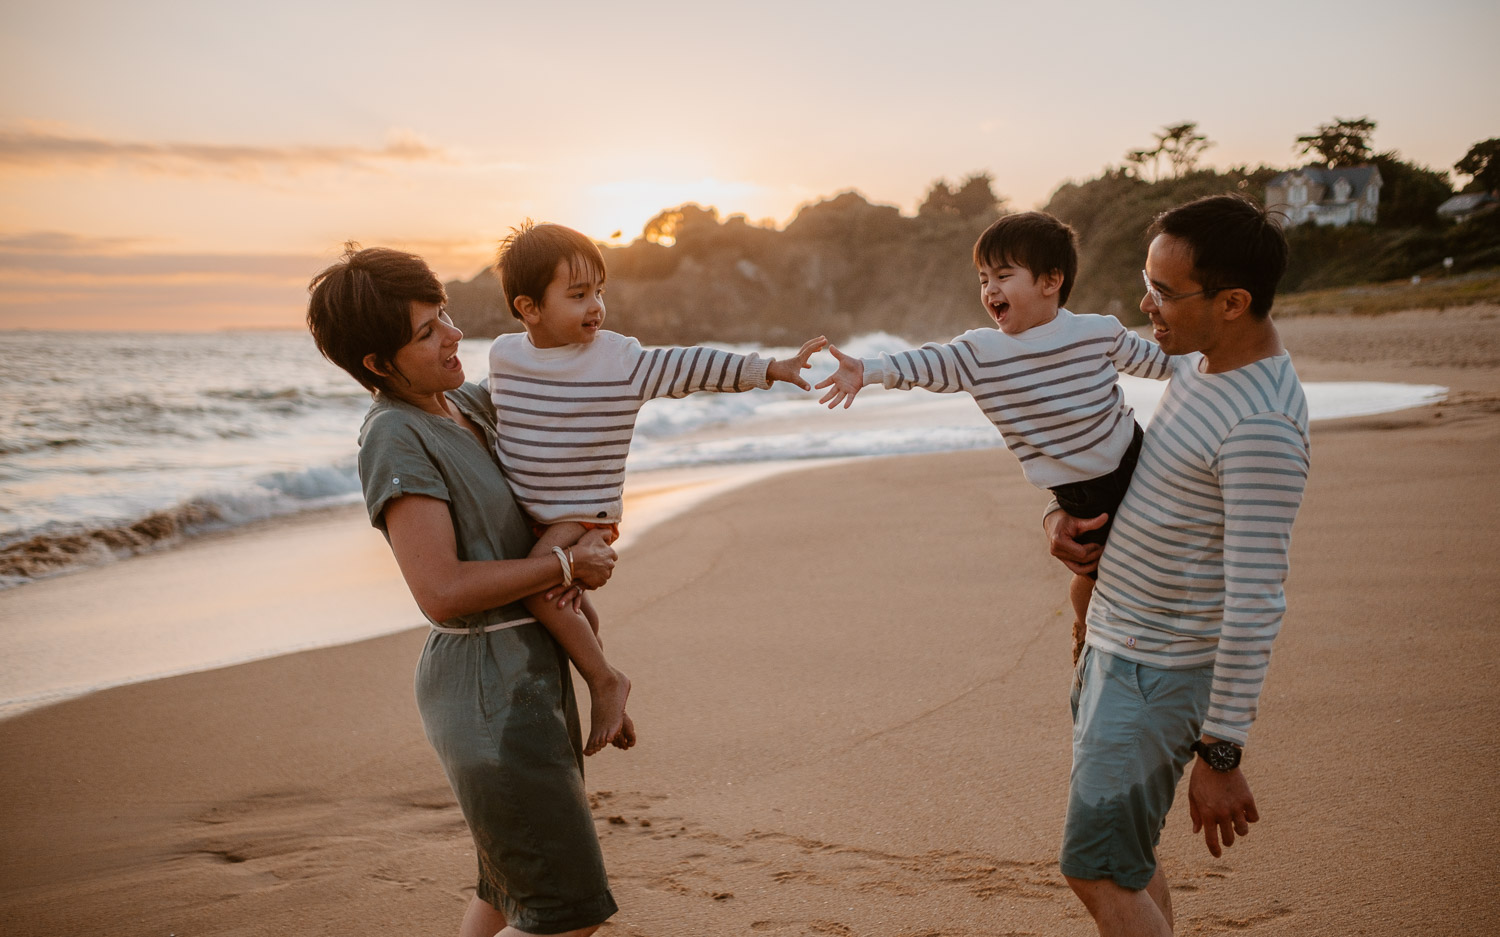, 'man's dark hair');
1149,194,1289,319
306,244,446,394
497,221,607,320
972,212,1079,307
